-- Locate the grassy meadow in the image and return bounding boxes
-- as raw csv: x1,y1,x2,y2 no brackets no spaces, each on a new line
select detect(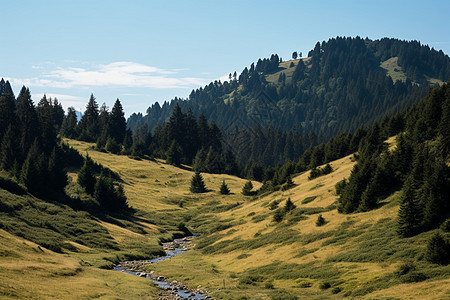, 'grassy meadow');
0,138,449,299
